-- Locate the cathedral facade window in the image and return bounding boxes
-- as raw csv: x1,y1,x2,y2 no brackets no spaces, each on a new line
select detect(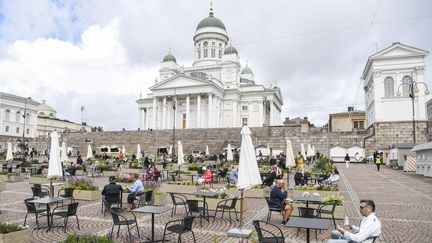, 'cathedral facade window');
384,77,394,97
